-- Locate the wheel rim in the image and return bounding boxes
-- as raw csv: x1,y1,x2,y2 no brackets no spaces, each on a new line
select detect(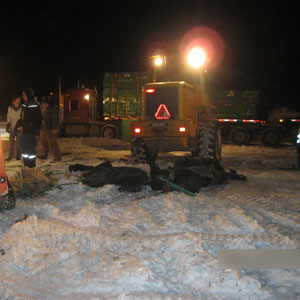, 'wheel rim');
102,127,116,138
231,128,249,145
263,131,279,146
